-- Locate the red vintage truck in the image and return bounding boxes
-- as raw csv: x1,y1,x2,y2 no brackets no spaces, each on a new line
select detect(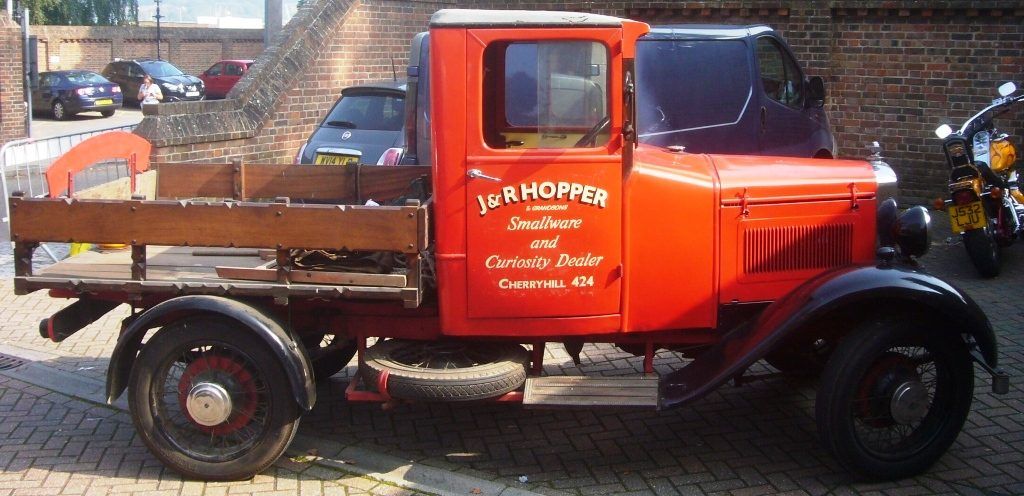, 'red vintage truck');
9,9,1008,482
